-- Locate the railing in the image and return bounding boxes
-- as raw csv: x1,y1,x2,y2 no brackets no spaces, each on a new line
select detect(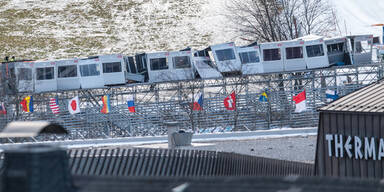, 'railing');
0,63,383,143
